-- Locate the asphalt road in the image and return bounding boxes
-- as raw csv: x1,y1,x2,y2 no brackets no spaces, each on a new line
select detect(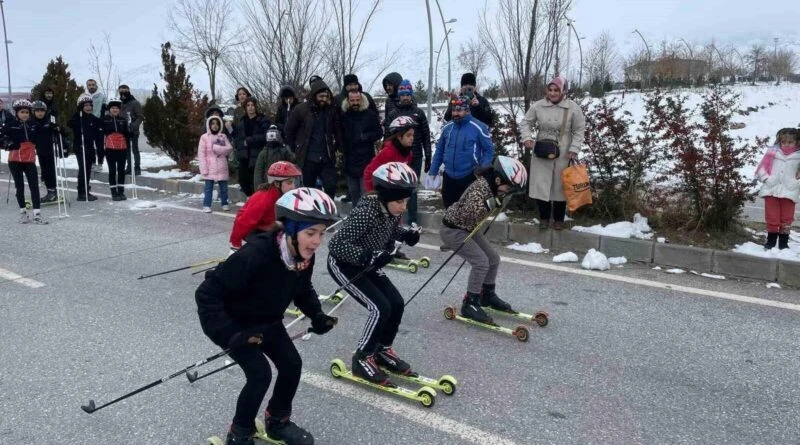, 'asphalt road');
1,174,800,445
